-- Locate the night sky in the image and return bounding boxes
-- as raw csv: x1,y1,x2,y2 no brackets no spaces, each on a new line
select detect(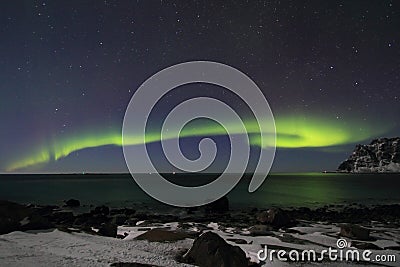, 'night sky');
1,1,399,173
